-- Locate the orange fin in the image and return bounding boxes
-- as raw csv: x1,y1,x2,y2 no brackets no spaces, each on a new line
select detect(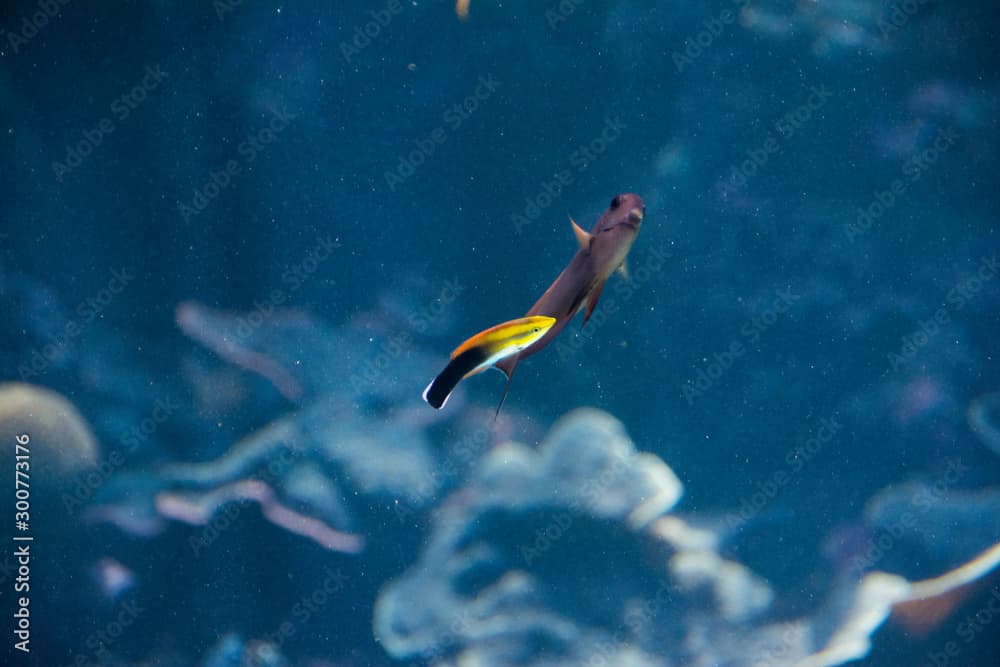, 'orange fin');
583,281,605,324
570,216,592,253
